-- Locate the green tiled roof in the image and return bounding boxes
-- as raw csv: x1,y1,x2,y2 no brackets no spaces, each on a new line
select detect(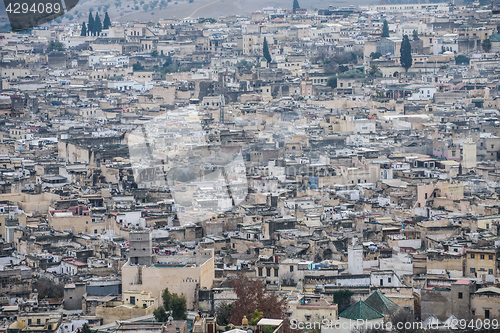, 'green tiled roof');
364,290,401,315
490,34,500,42
339,301,384,321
